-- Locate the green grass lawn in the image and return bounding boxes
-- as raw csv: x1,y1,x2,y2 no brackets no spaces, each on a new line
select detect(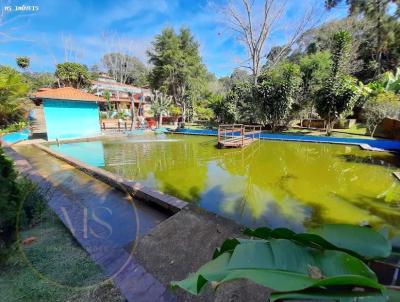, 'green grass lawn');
284,126,372,139
0,209,123,302
333,124,368,136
